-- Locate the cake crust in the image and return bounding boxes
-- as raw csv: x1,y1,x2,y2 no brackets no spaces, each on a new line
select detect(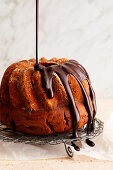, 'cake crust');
0,58,94,135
